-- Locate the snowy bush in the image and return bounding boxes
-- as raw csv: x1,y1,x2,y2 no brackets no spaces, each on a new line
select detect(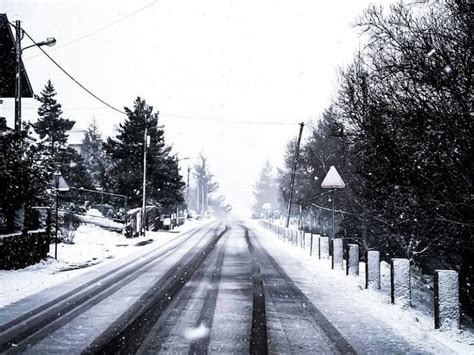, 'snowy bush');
60,213,81,244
